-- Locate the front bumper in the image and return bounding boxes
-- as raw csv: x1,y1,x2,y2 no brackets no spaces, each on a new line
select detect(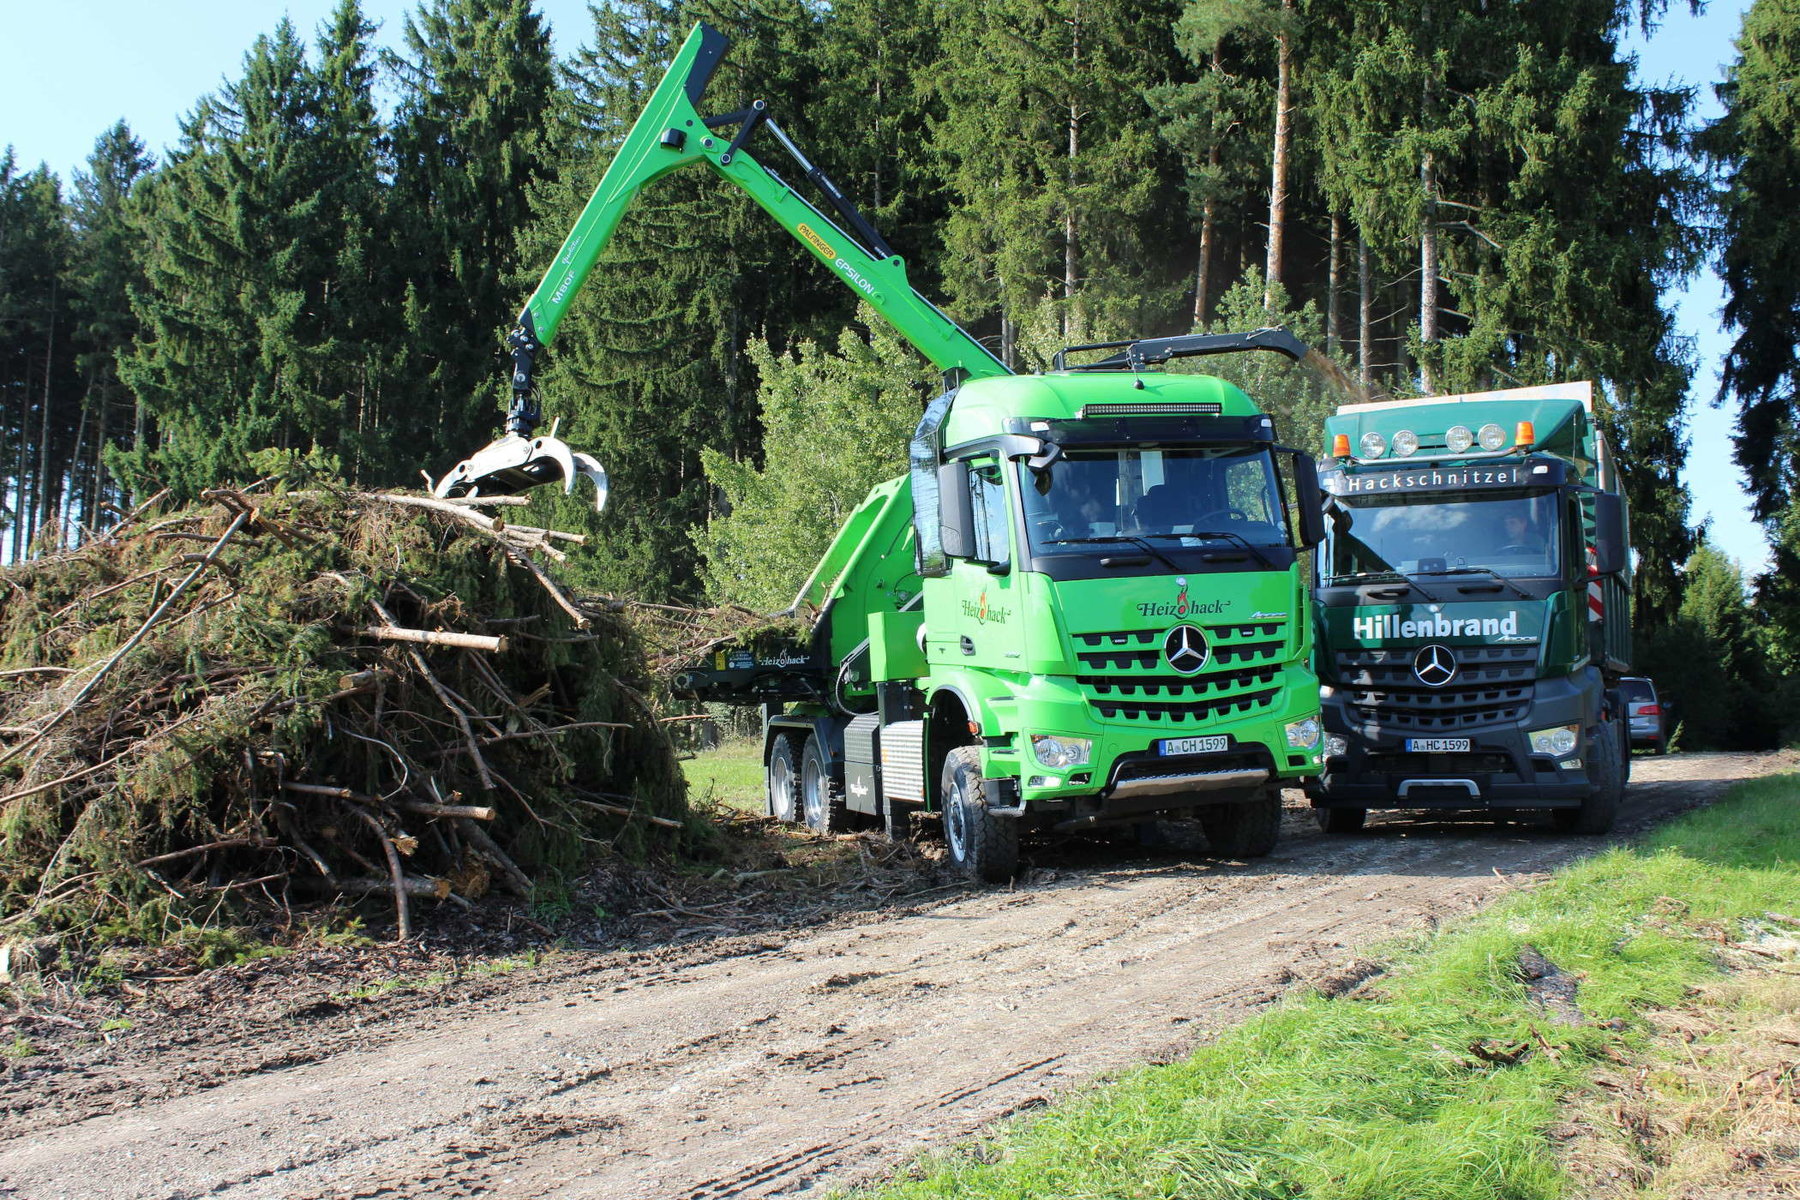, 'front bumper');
1307,682,1594,810
987,672,1321,818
